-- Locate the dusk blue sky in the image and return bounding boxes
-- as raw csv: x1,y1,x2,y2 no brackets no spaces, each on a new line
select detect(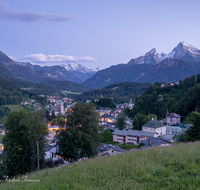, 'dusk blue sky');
0,0,200,69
